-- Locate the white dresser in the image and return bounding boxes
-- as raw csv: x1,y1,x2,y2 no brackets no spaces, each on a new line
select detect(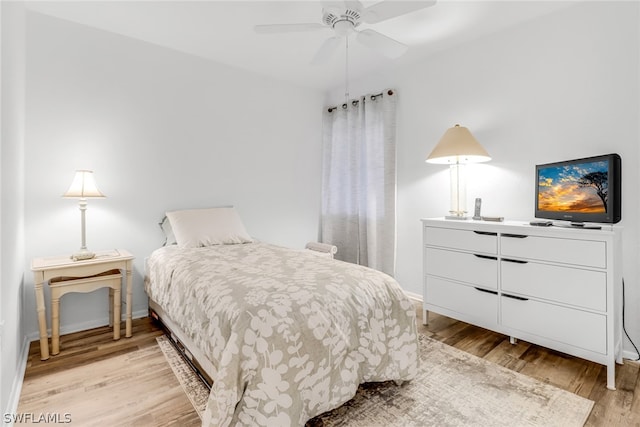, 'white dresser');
421,218,623,390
